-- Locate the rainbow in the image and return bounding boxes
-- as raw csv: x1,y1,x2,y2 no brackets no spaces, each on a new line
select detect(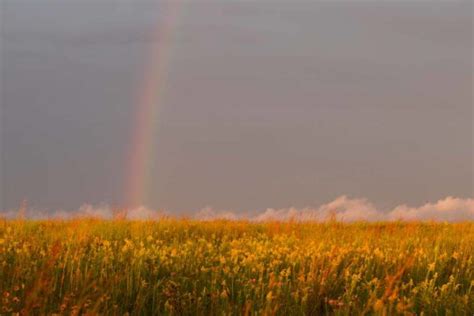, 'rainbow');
126,0,185,208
